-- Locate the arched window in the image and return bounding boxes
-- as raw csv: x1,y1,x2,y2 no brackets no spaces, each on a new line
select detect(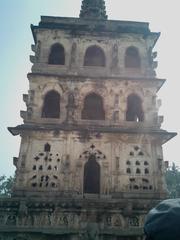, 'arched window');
126,94,144,122
125,47,140,68
48,43,65,65
84,45,105,67
127,168,131,174
83,155,100,194
136,161,140,166
82,93,105,120
42,90,60,118
136,168,141,174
